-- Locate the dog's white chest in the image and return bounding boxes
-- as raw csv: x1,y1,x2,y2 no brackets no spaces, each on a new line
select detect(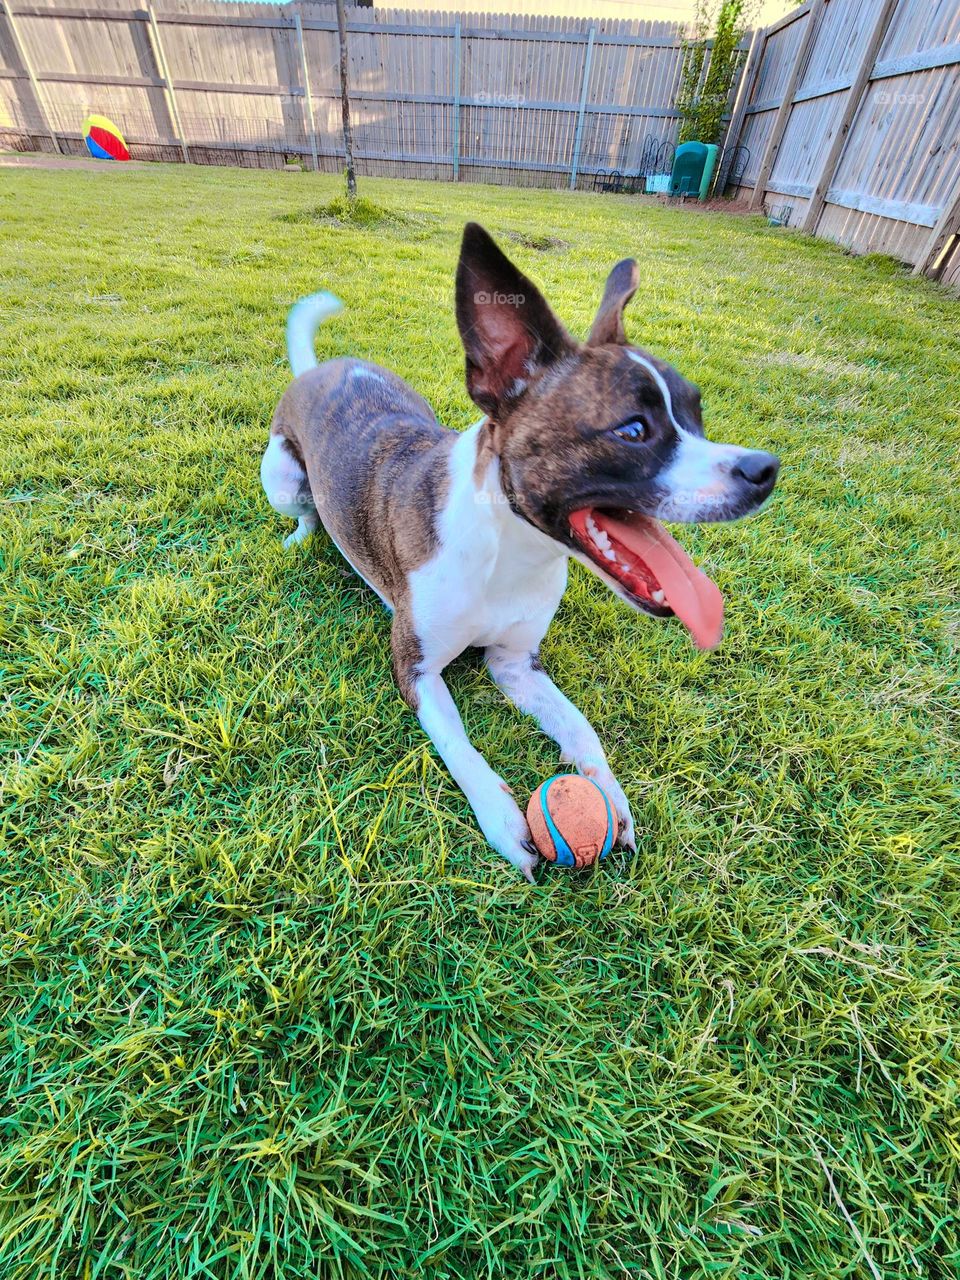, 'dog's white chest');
408,426,569,662
473,537,567,645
